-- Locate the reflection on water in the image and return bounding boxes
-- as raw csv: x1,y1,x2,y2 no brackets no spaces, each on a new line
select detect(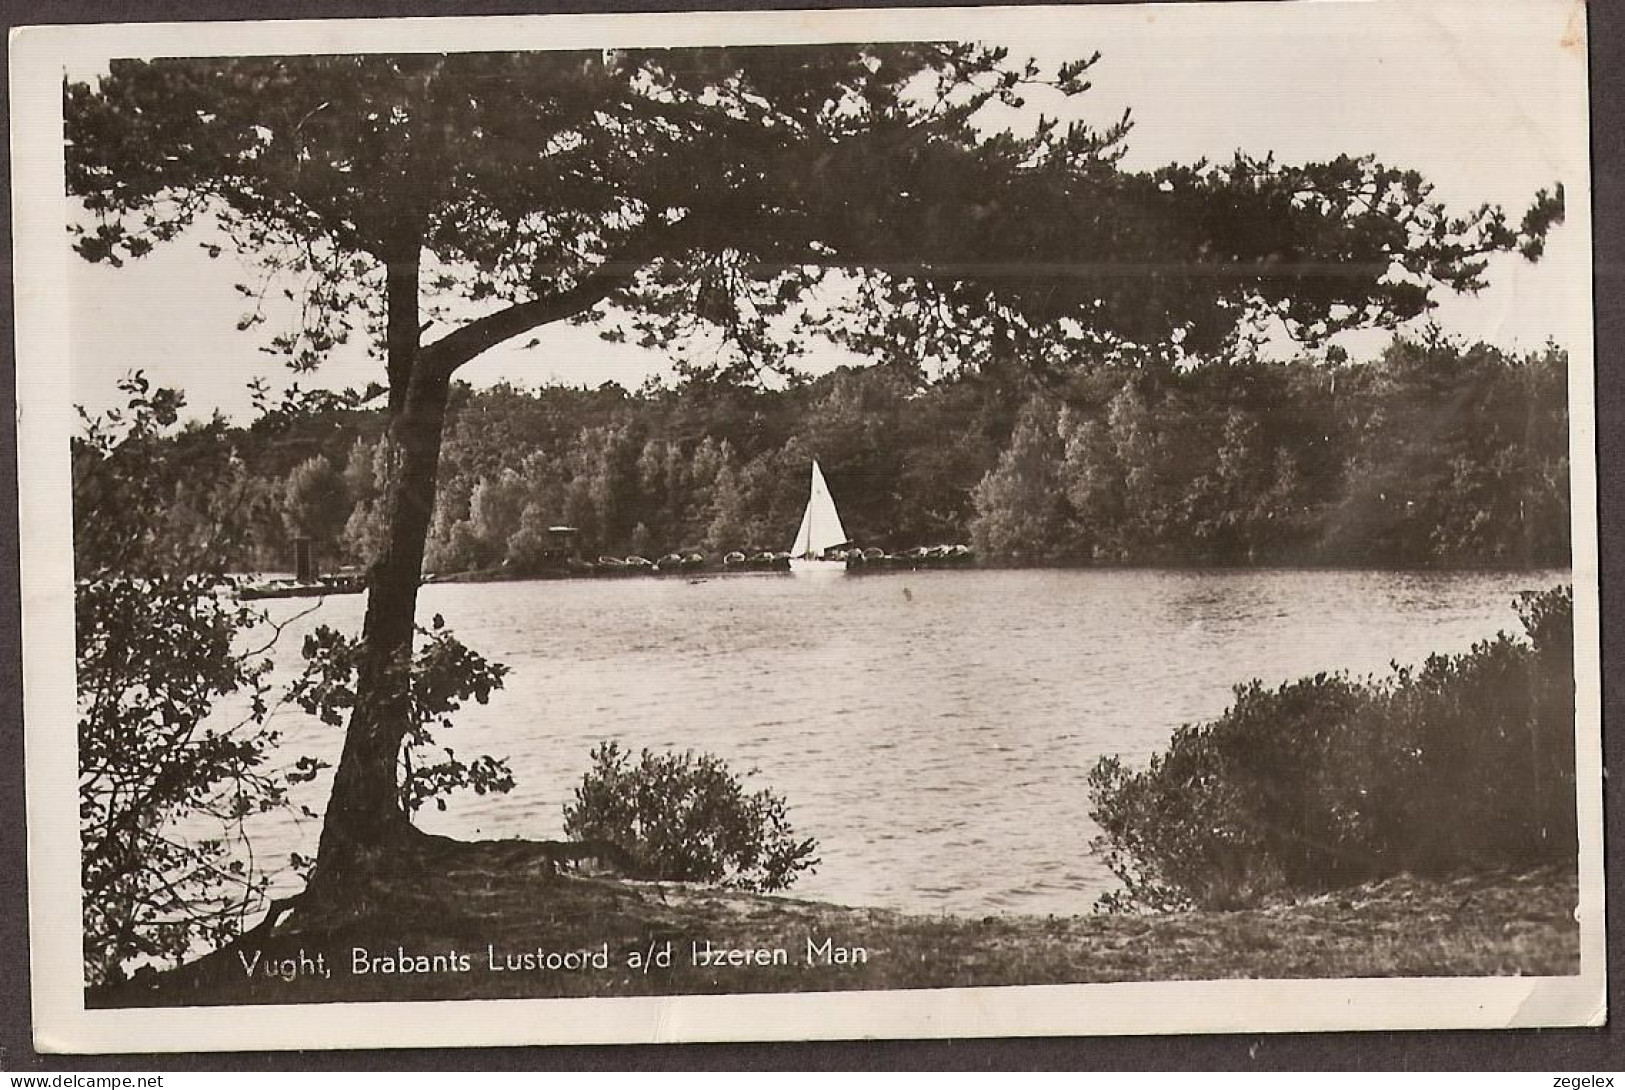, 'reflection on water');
238,568,1564,917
